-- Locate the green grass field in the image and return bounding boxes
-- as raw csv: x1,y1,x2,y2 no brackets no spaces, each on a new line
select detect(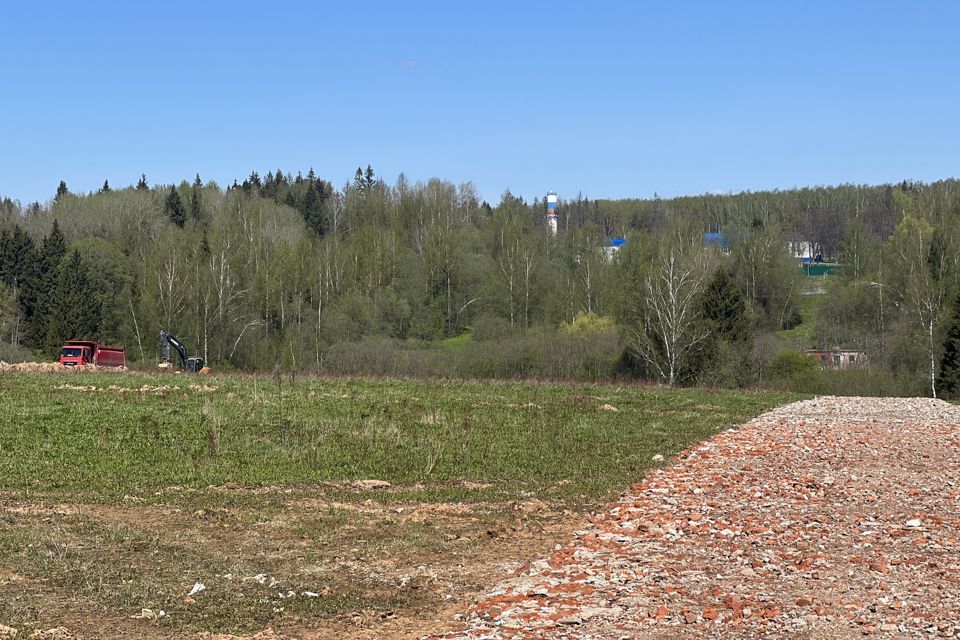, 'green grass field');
777,293,823,348
0,371,798,638
0,371,796,501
